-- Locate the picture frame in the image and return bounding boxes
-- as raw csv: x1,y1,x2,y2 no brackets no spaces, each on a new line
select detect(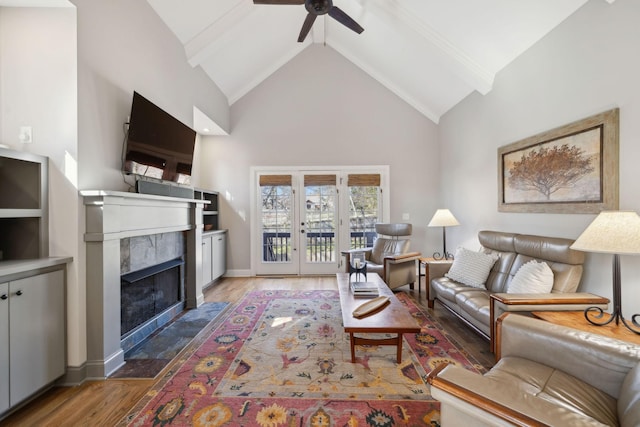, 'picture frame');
498,108,619,214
